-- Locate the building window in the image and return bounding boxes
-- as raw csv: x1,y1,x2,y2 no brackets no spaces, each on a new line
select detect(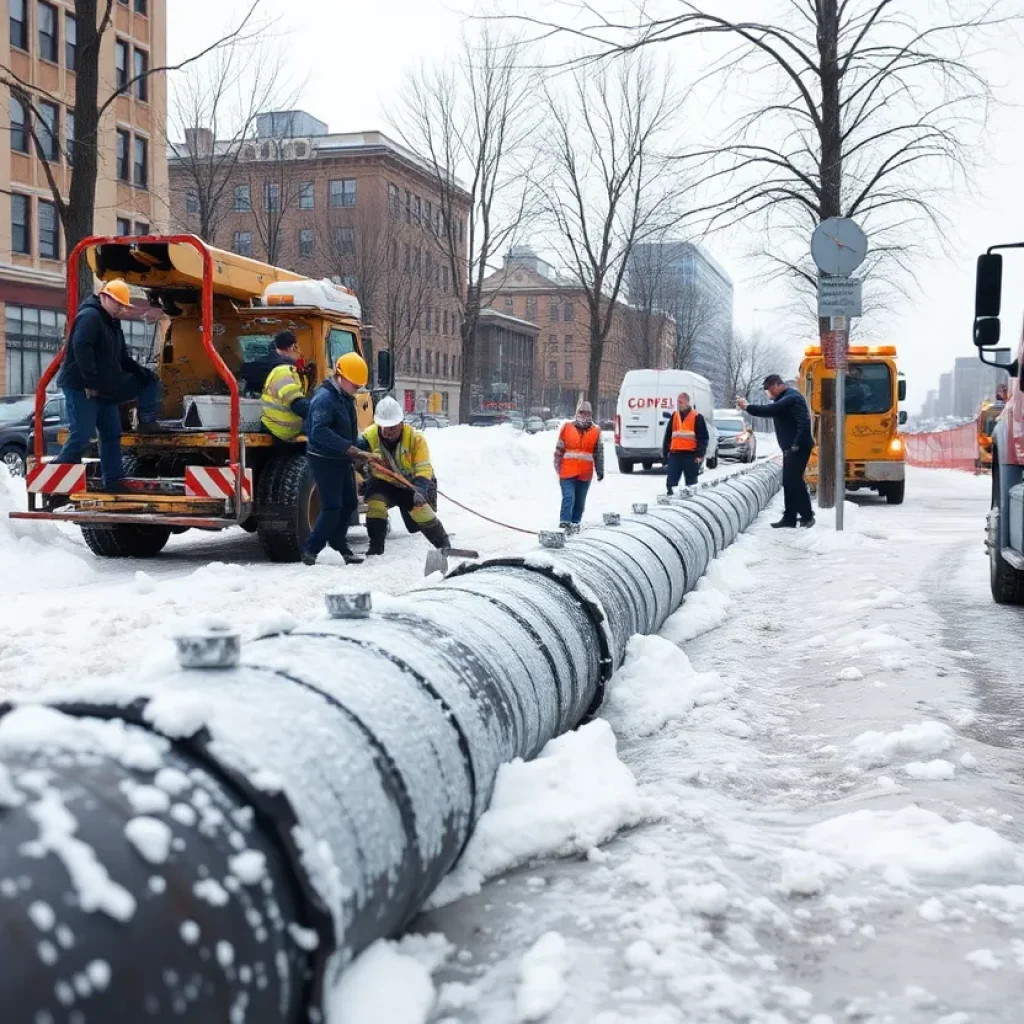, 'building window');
458,219,464,245
565,362,573,380
425,350,432,375
504,297,513,311
413,195,421,224
133,48,149,101
299,228,314,258
38,102,60,162
233,231,253,257
135,0,148,13
5,305,67,396
443,309,449,335
10,97,28,154
263,182,280,212
185,189,200,215
442,353,449,377
425,309,432,334
134,221,149,236
414,248,421,275
525,296,537,320
38,200,59,260
549,301,559,322
65,13,77,70
333,226,355,256
388,183,399,216
329,179,356,208
65,110,74,165
563,303,574,322
115,39,129,91
116,217,131,236
233,184,251,212
38,2,58,63
117,129,130,181
390,240,398,270
424,199,432,229
442,266,449,292
11,195,30,255
299,181,314,209
548,361,557,380
414,348,421,374
10,0,28,50
564,334,572,351
133,135,148,188
404,189,411,222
